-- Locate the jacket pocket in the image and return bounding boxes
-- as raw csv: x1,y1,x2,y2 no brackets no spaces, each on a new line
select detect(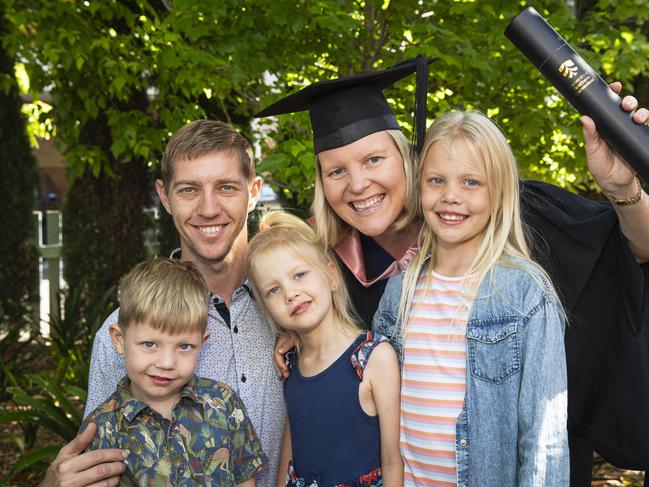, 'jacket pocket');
467,317,520,384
